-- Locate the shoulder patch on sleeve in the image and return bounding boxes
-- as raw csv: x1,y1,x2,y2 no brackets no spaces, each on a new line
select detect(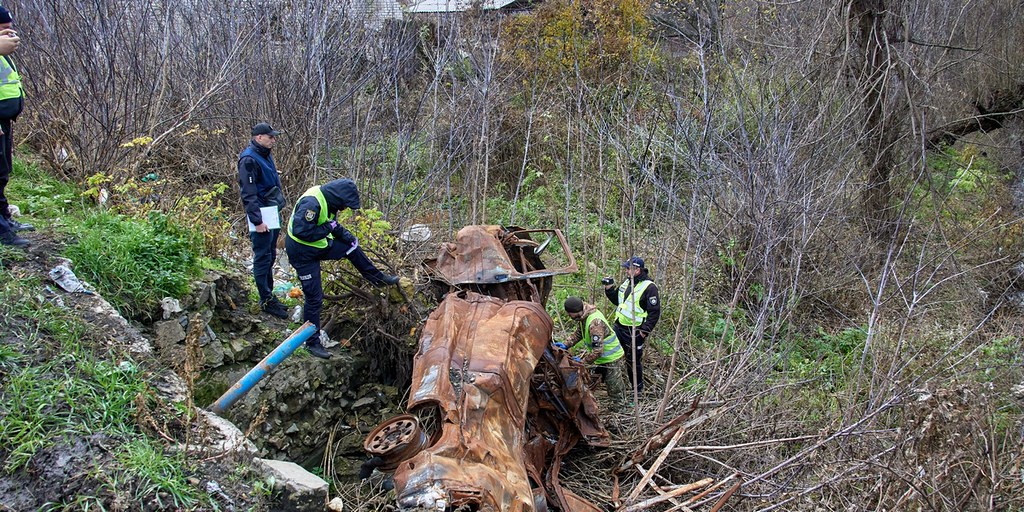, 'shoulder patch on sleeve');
304,209,316,222
650,297,658,305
